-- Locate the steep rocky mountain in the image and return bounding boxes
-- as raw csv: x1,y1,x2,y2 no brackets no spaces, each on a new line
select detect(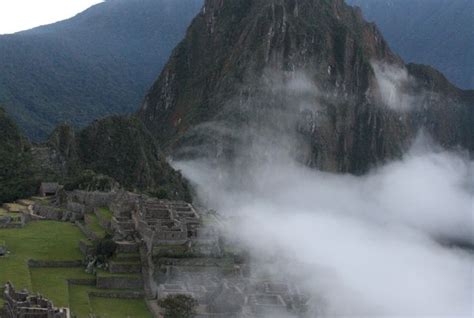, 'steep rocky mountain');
138,0,473,174
0,107,38,203
0,0,203,140
34,116,191,201
346,0,474,89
